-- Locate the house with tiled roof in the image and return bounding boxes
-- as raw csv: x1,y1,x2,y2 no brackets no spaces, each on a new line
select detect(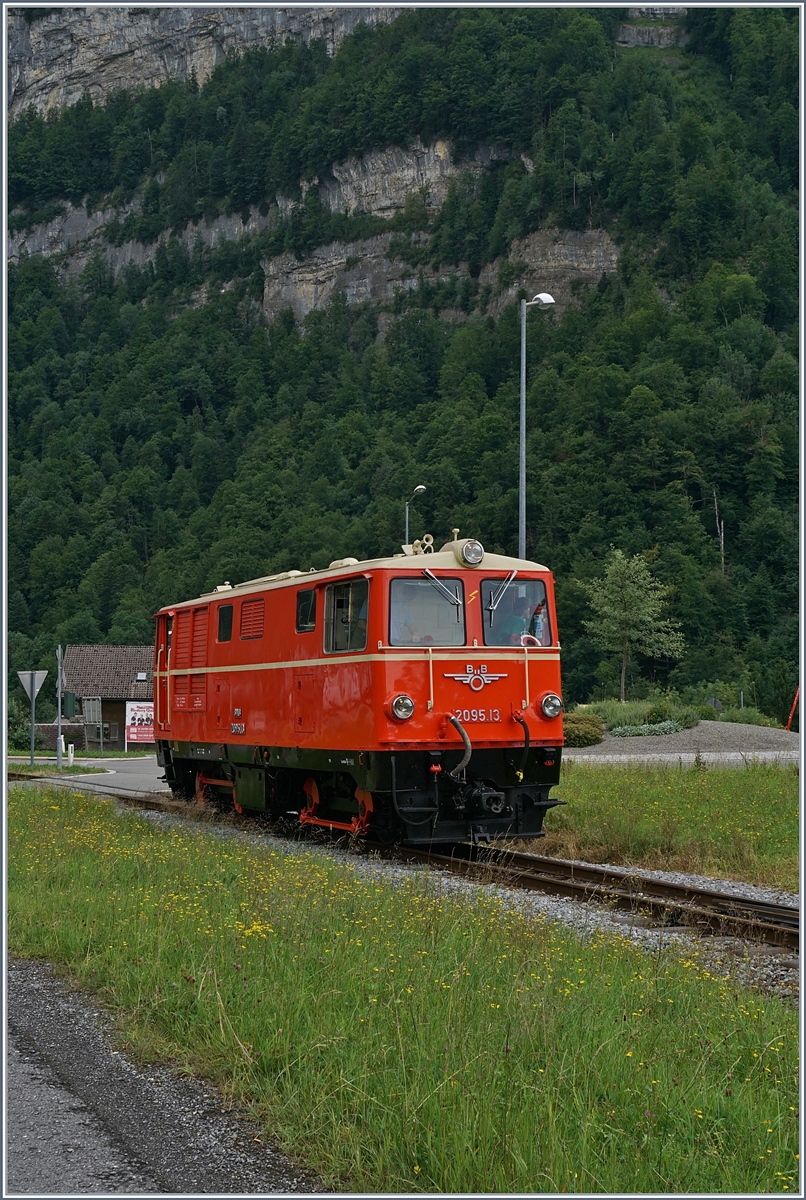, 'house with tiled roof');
62,645,153,750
